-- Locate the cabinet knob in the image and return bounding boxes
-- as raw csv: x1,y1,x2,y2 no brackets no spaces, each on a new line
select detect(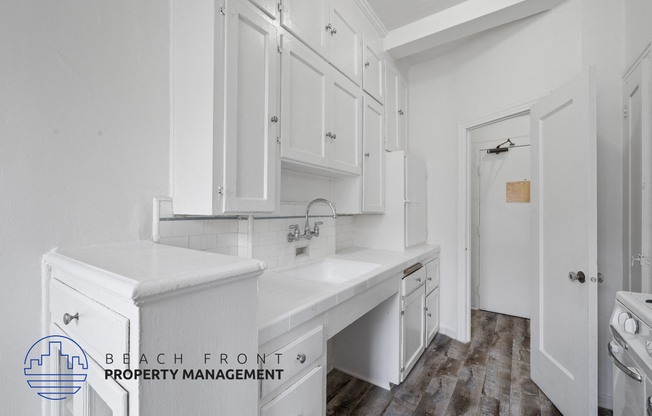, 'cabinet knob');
330,28,337,35
427,312,432,317
364,61,370,68
398,109,404,116
416,277,422,282
325,23,332,31
331,133,336,140
325,132,333,139
427,277,432,281
364,152,370,157
270,115,278,123
296,353,306,364
63,313,79,325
